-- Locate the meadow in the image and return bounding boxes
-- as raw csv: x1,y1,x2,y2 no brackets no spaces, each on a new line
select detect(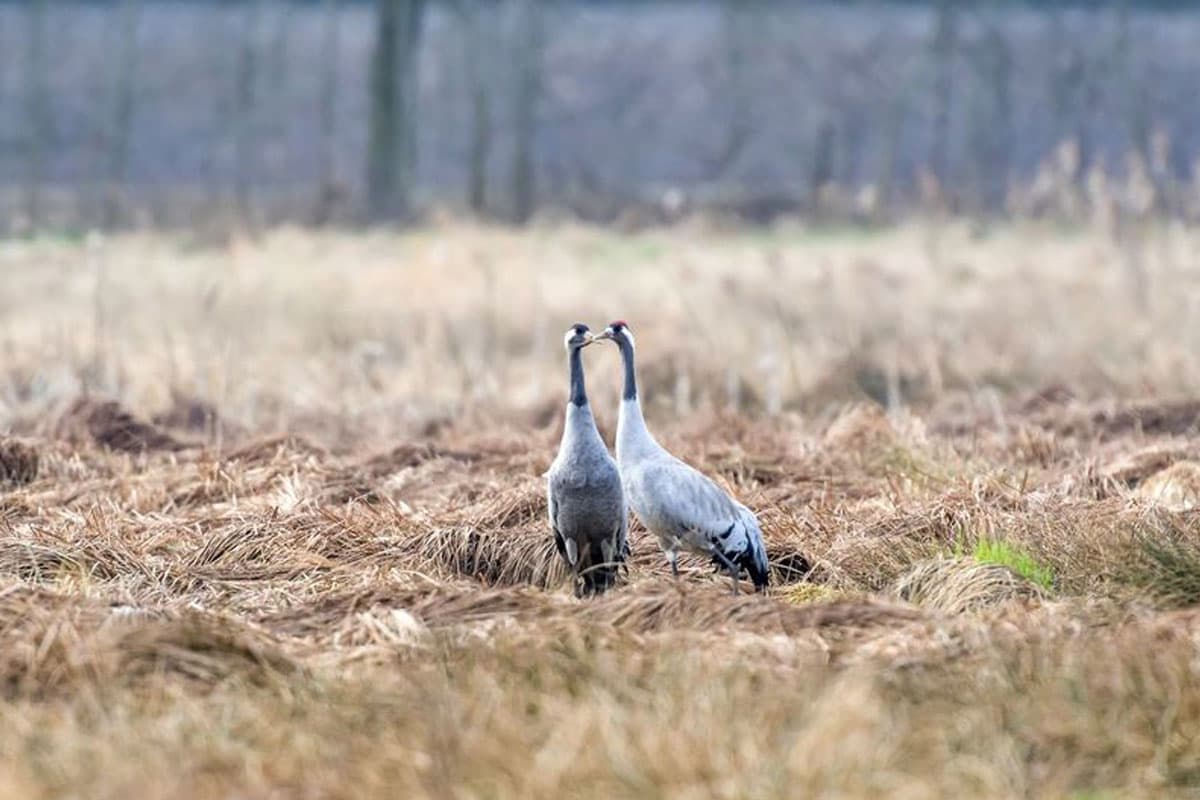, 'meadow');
3,220,1200,797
